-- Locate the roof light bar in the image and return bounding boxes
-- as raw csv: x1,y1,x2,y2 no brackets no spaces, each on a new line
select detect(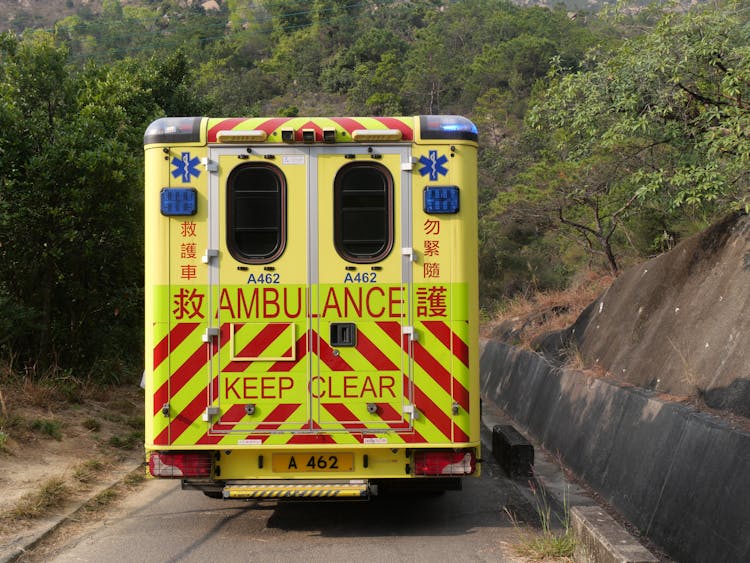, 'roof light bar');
216,130,267,143
420,115,478,141
351,129,402,142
